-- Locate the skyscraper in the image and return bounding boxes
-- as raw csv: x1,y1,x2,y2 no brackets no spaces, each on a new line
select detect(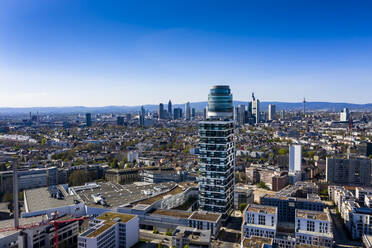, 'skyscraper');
280,110,285,120
340,108,350,122
251,93,260,124
203,107,208,121
185,102,191,121
117,116,124,126
158,103,164,120
289,145,302,172
191,108,196,119
173,108,182,120
85,113,92,127
139,106,145,126
268,104,276,121
238,104,245,125
168,100,172,119
199,85,235,219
